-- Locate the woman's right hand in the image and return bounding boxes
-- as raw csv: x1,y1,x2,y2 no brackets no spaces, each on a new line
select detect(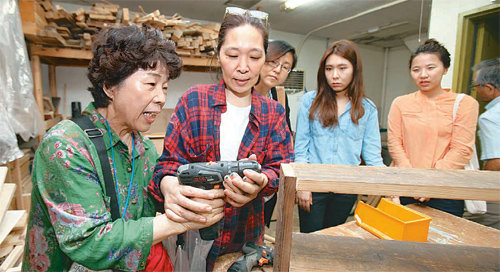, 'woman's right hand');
152,197,224,245
159,175,225,223
296,191,312,212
